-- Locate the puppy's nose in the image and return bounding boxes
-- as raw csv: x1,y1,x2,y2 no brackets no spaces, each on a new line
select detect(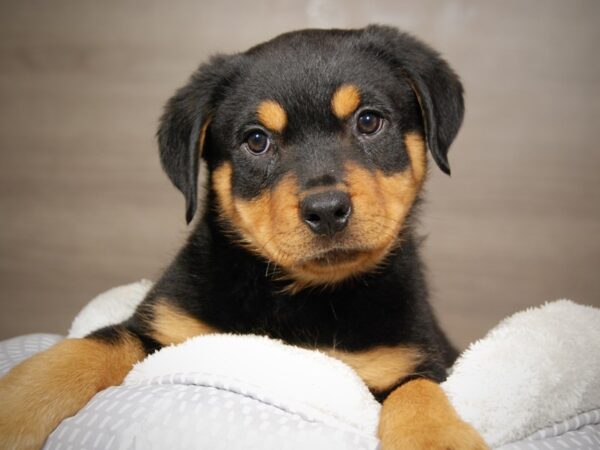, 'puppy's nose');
301,190,352,237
